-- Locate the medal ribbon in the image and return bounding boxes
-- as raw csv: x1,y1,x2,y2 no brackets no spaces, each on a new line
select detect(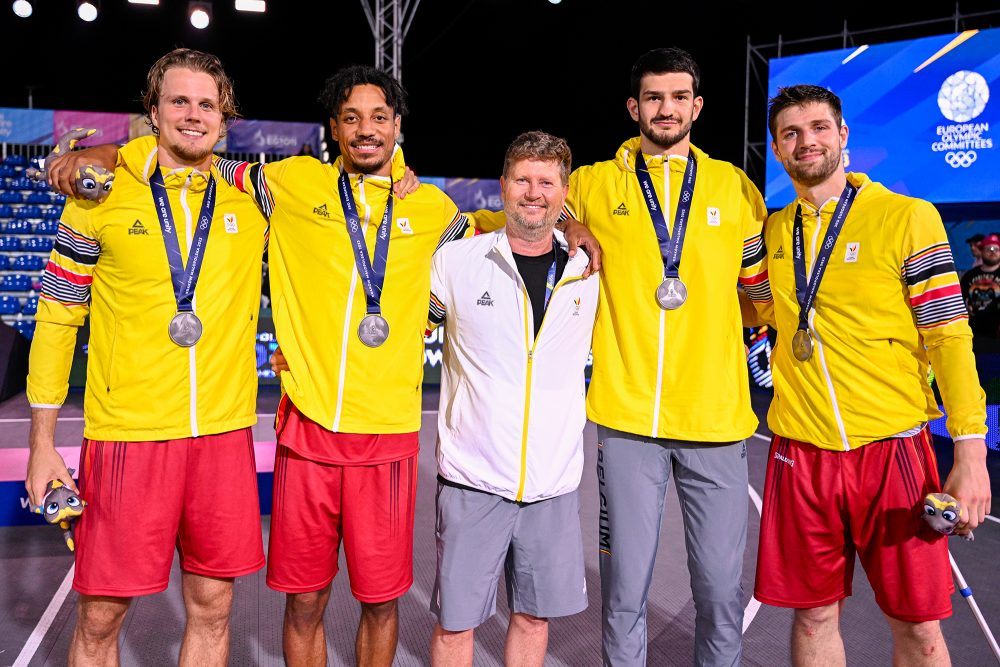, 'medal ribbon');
792,182,858,332
635,150,697,280
149,164,216,314
338,171,393,316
